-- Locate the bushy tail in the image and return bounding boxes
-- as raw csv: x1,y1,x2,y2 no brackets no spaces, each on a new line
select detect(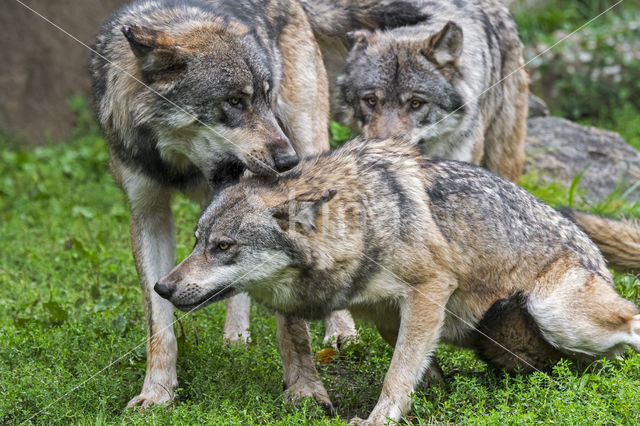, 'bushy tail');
560,208,640,274
299,0,430,37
